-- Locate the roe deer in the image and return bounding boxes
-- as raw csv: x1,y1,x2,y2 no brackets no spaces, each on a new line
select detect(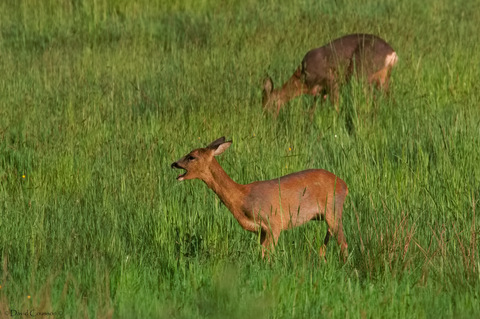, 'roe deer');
262,33,398,114
171,137,349,261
